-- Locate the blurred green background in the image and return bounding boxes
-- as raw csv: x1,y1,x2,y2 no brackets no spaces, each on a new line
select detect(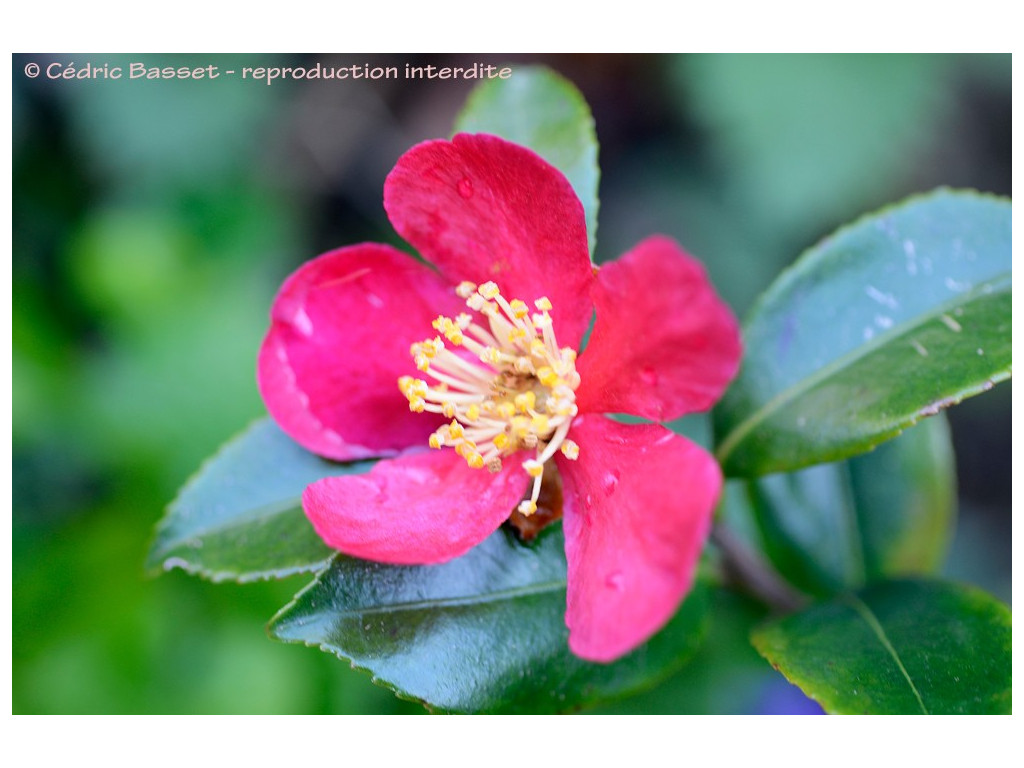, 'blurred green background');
12,53,1011,714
